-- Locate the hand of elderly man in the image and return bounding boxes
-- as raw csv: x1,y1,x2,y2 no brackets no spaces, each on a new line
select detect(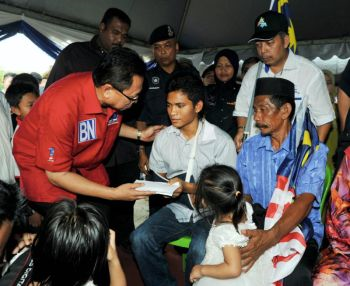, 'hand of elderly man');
240,228,276,272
